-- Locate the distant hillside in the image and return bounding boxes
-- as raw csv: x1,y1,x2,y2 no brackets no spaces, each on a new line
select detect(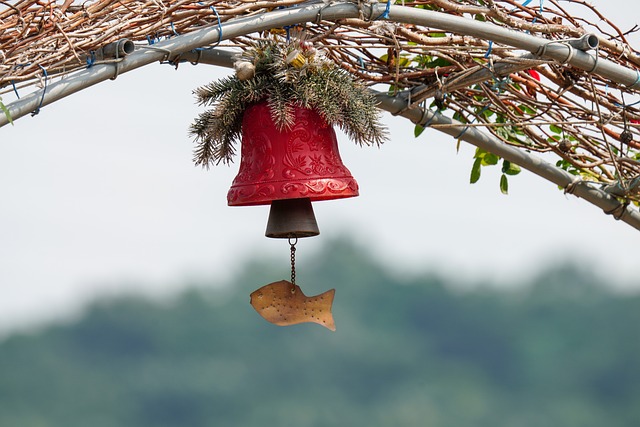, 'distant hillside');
0,240,638,427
